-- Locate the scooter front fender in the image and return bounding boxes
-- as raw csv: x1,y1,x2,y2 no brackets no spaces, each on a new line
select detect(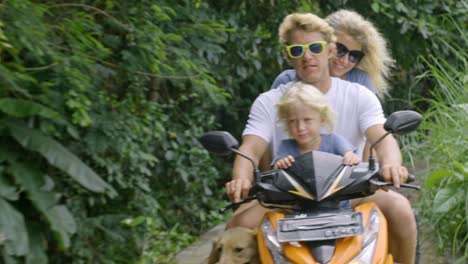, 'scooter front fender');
257,202,393,264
